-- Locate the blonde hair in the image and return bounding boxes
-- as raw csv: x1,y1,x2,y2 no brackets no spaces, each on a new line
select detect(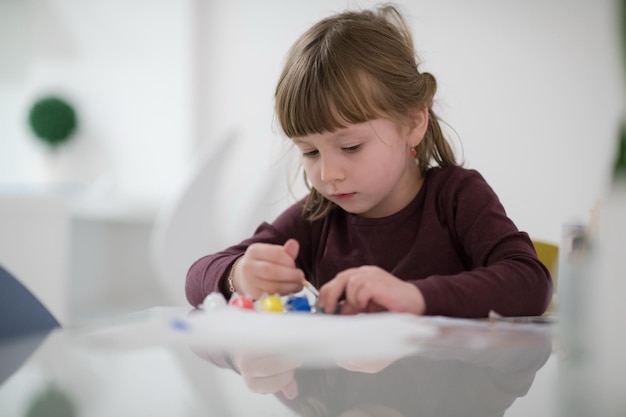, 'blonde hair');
275,4,458,220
